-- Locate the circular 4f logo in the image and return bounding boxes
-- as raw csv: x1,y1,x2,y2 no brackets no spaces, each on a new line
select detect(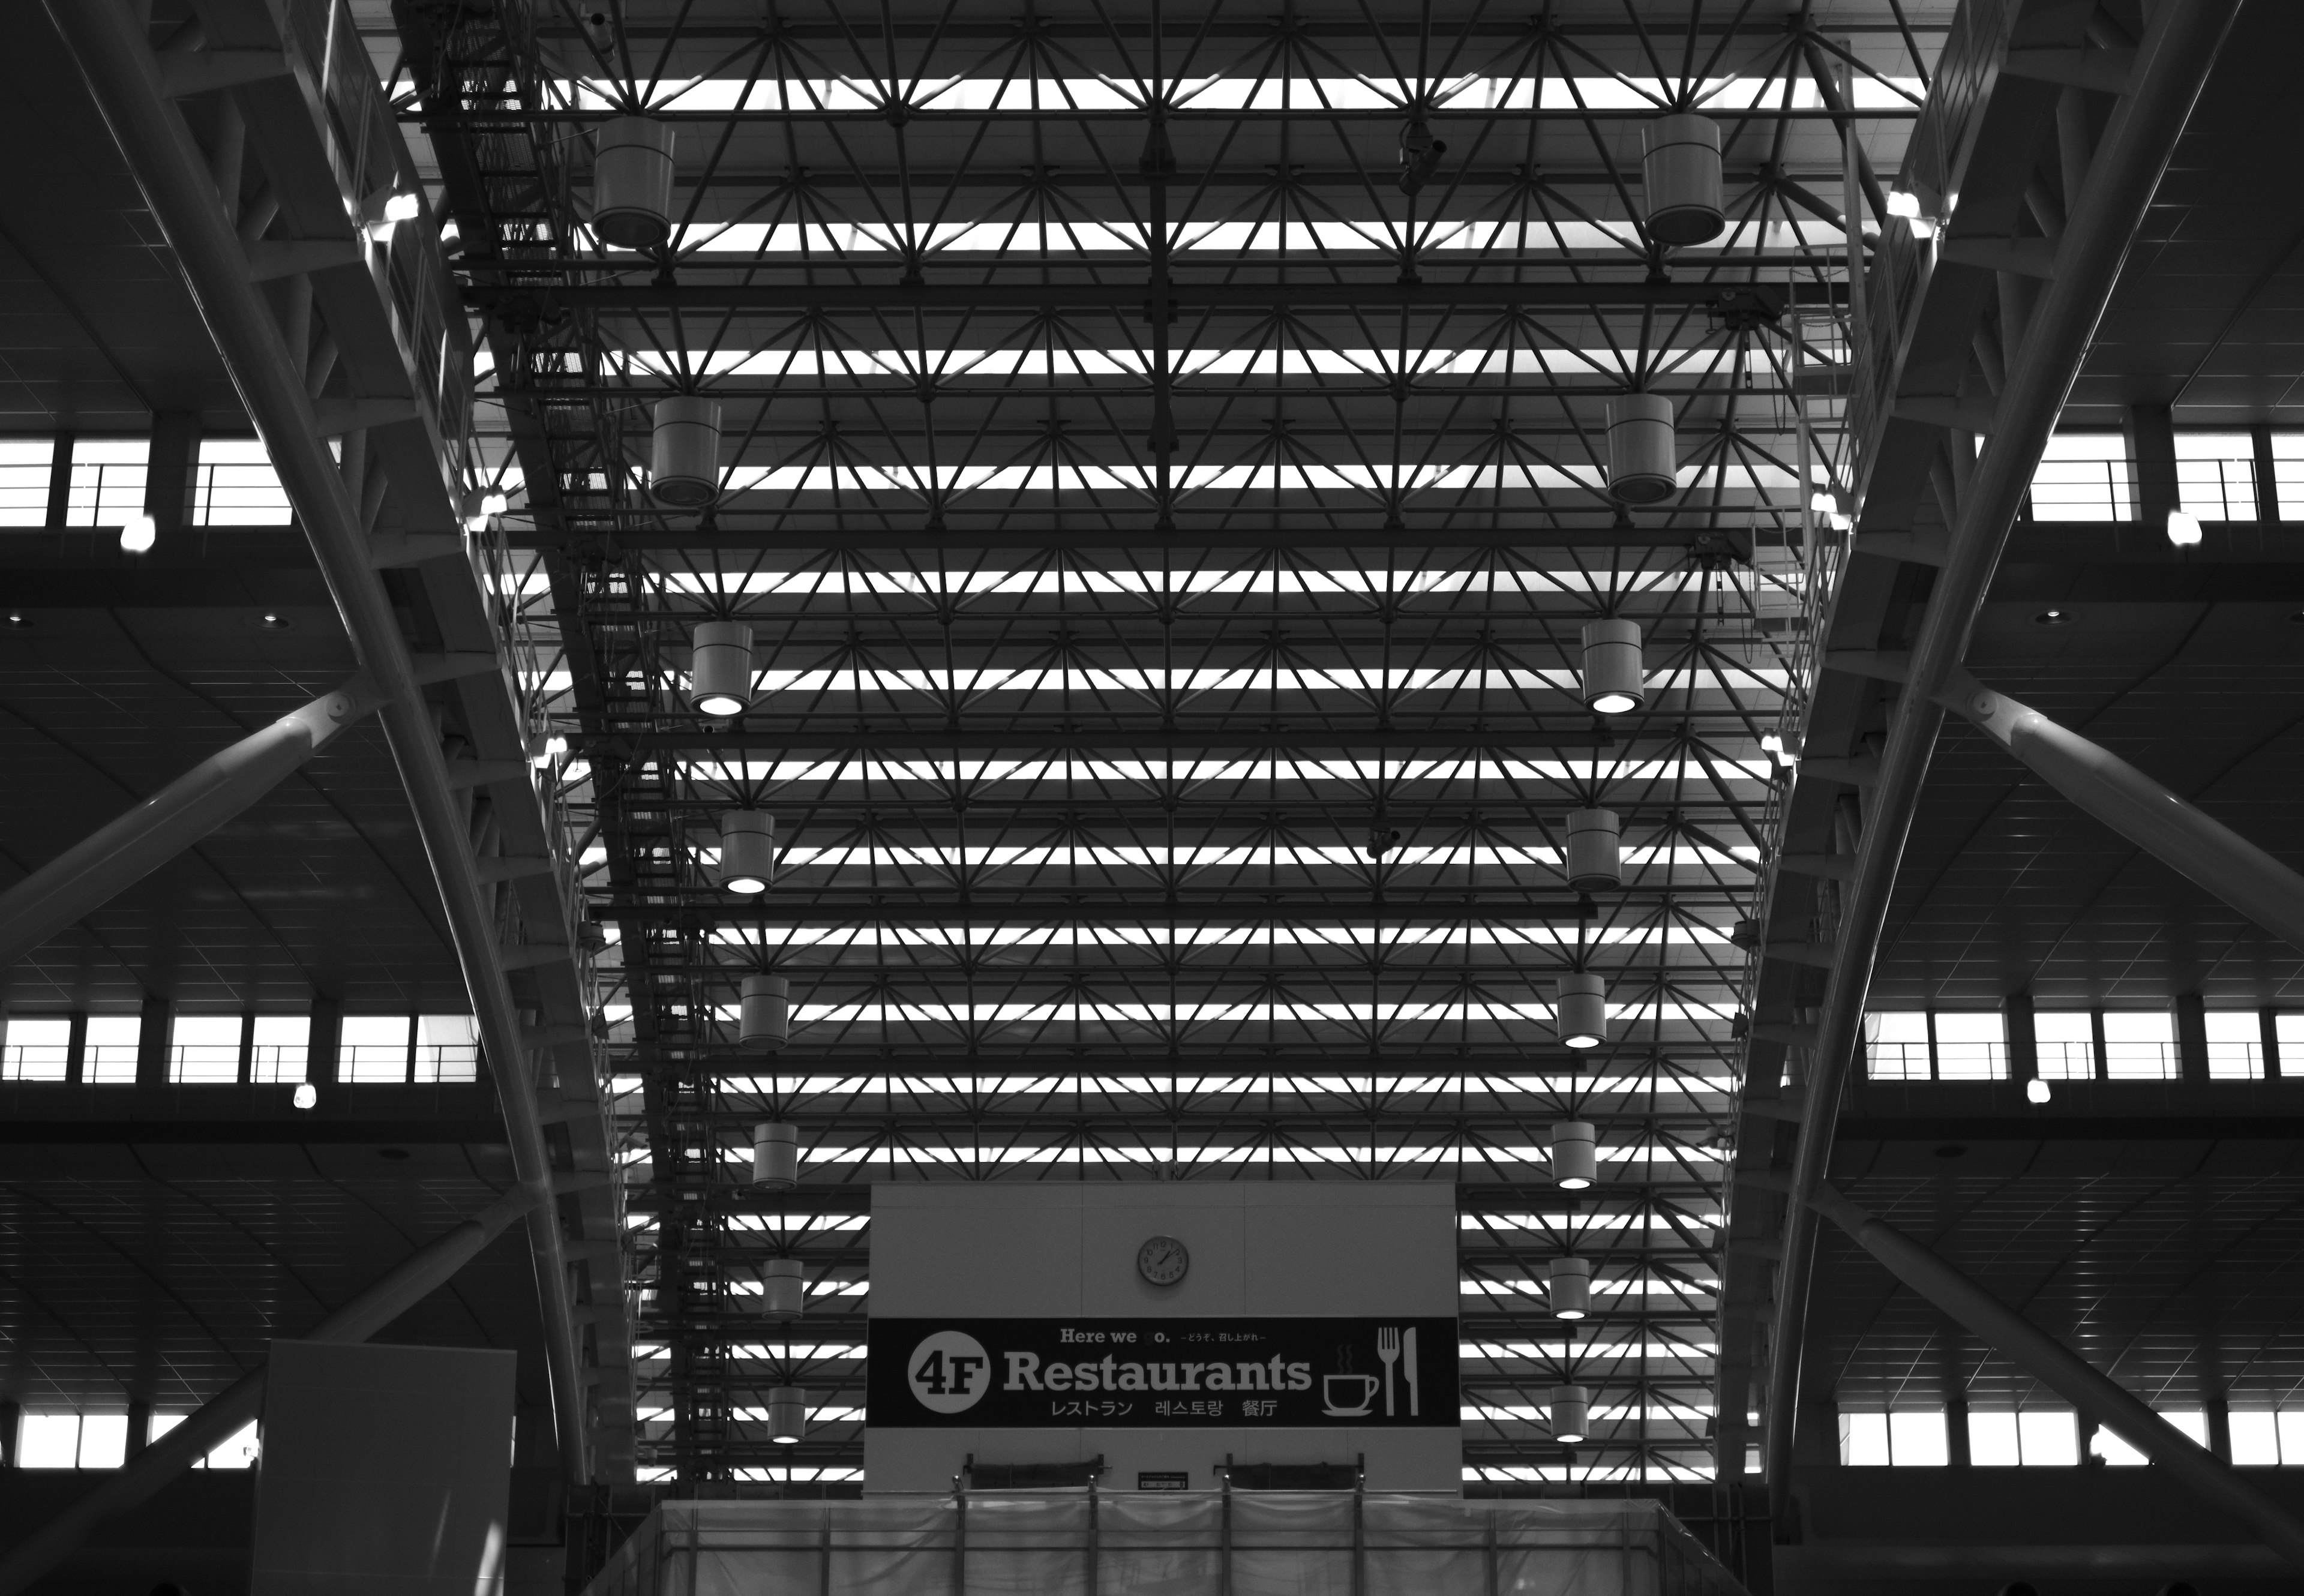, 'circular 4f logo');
907,1330,991,1414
